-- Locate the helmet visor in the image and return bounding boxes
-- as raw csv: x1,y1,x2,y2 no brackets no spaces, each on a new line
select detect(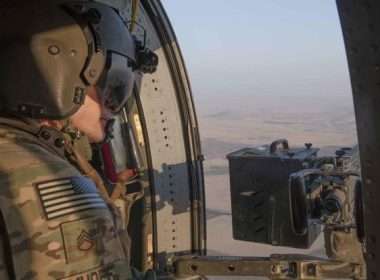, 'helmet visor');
96,52,134,115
